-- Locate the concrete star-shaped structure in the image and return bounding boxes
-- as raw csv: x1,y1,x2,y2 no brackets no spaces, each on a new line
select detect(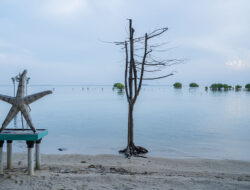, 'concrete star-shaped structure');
0,70,52,133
